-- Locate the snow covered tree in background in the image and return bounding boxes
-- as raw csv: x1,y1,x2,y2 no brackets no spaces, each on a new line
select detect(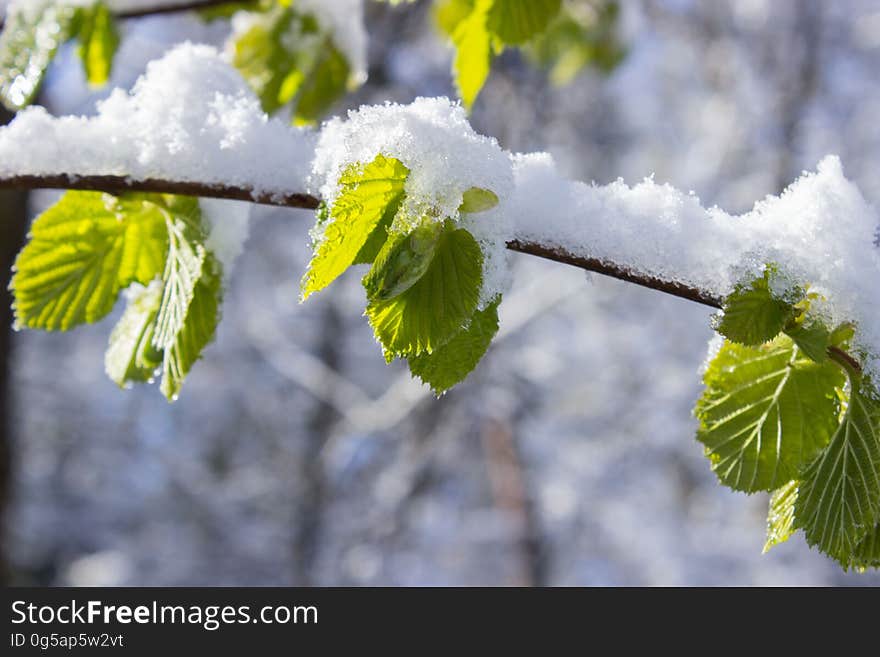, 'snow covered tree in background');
0,0,877,579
